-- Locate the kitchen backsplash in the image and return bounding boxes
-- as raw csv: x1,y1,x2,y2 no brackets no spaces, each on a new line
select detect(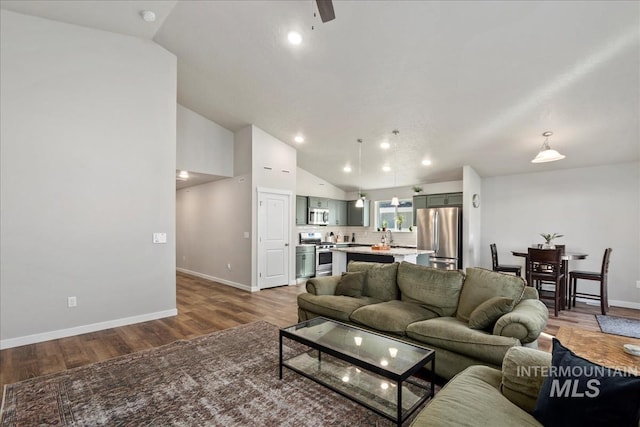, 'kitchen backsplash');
295,225,417,247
